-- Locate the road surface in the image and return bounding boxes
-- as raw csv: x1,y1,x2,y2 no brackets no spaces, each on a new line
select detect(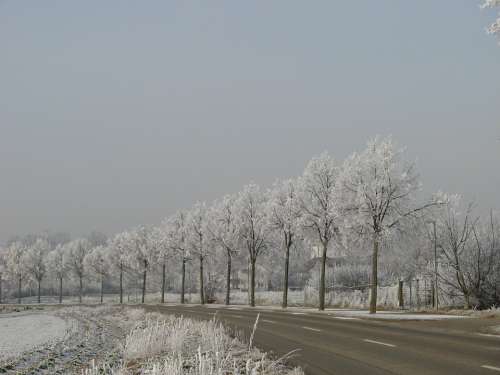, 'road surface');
144,304,500,375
